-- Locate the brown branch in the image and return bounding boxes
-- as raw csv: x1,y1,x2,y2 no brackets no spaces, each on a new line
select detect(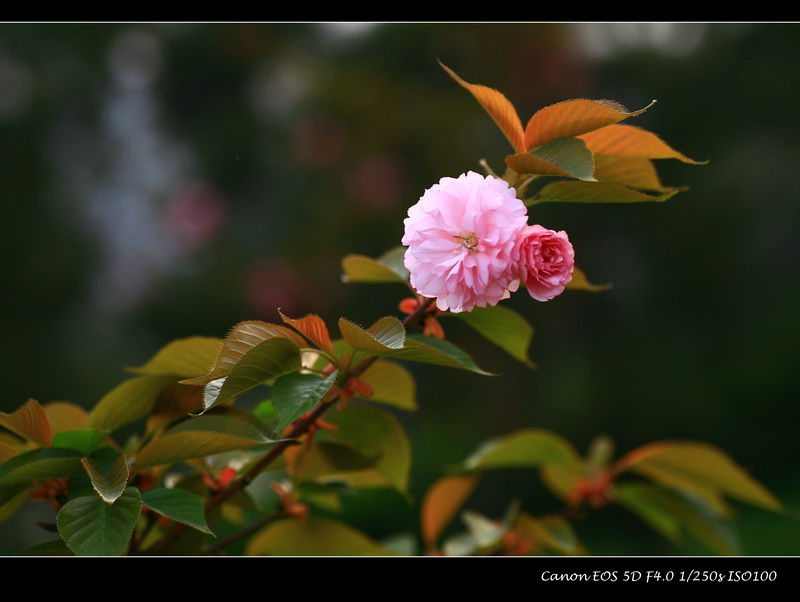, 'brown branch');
403,296,436,330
